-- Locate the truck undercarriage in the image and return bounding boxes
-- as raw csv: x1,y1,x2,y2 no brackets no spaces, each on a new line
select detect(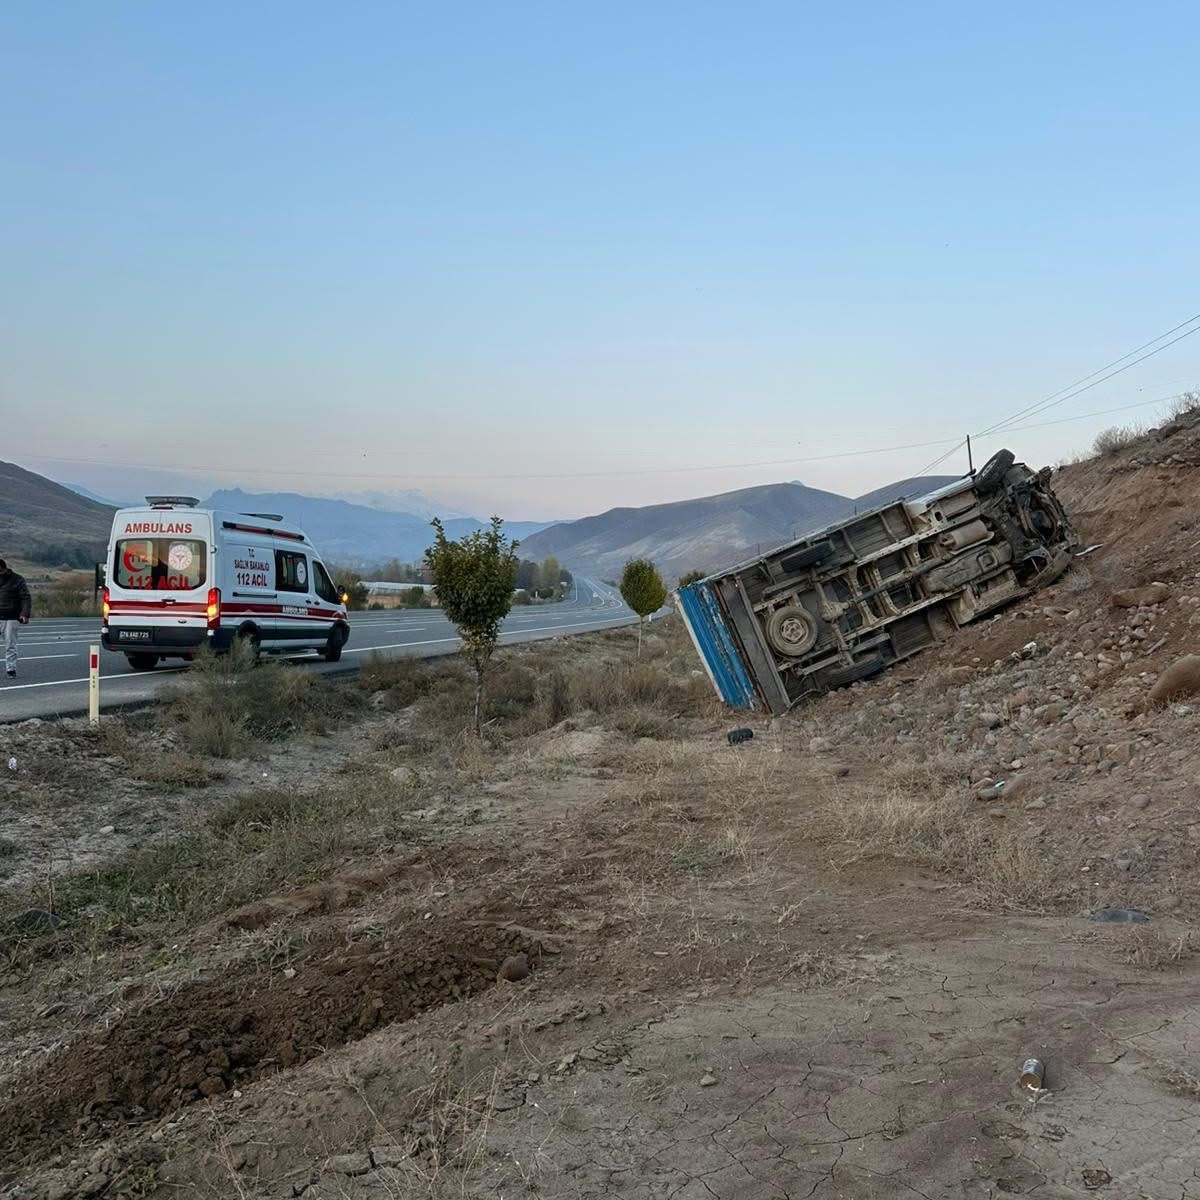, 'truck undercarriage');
678,449,1078,713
